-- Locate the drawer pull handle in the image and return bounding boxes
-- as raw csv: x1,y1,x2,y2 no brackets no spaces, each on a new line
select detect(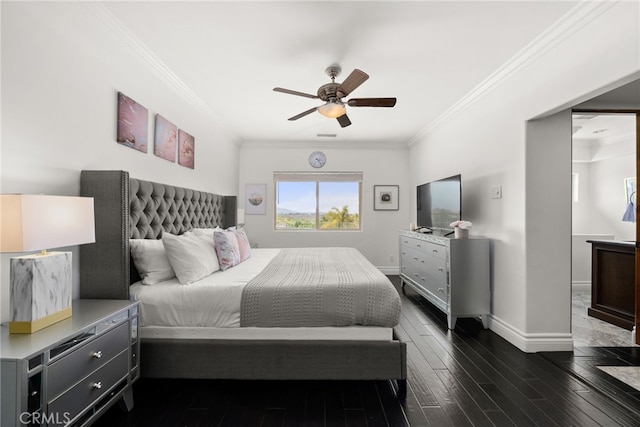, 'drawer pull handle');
416,244,421,247
432,249,438,253
92,381,102,390
92,351,103,359
438,288,444,293
31,391,38,397
438,268,444,272
413,257,418,261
